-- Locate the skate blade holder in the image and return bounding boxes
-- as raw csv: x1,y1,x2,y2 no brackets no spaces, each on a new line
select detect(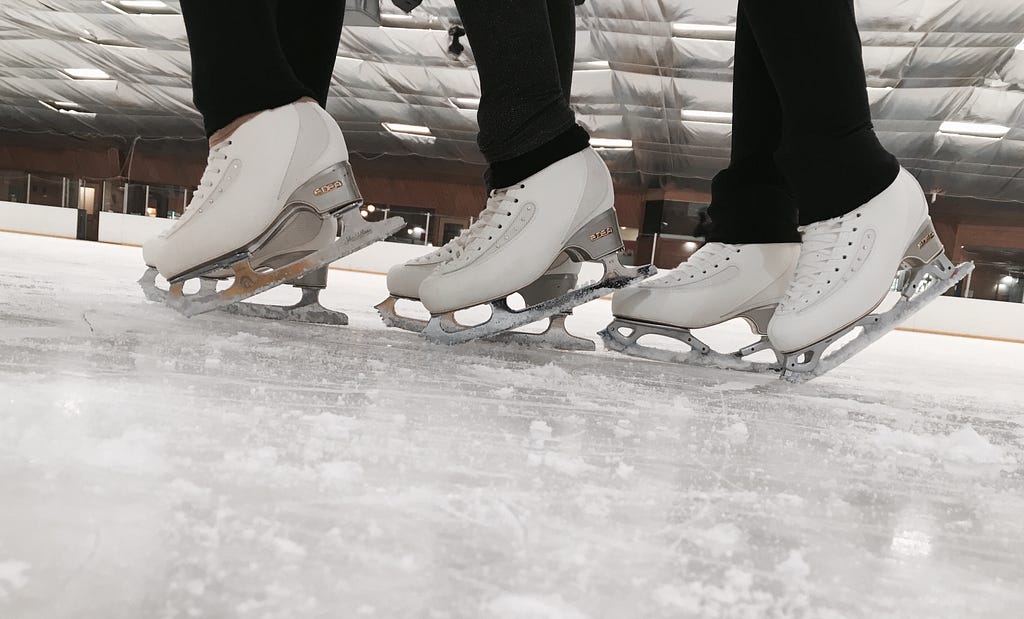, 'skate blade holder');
421,253,656,345
140,266,347,325
779,258,974,382
141,211,405,321
376,295,596,352
600,307,783,373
